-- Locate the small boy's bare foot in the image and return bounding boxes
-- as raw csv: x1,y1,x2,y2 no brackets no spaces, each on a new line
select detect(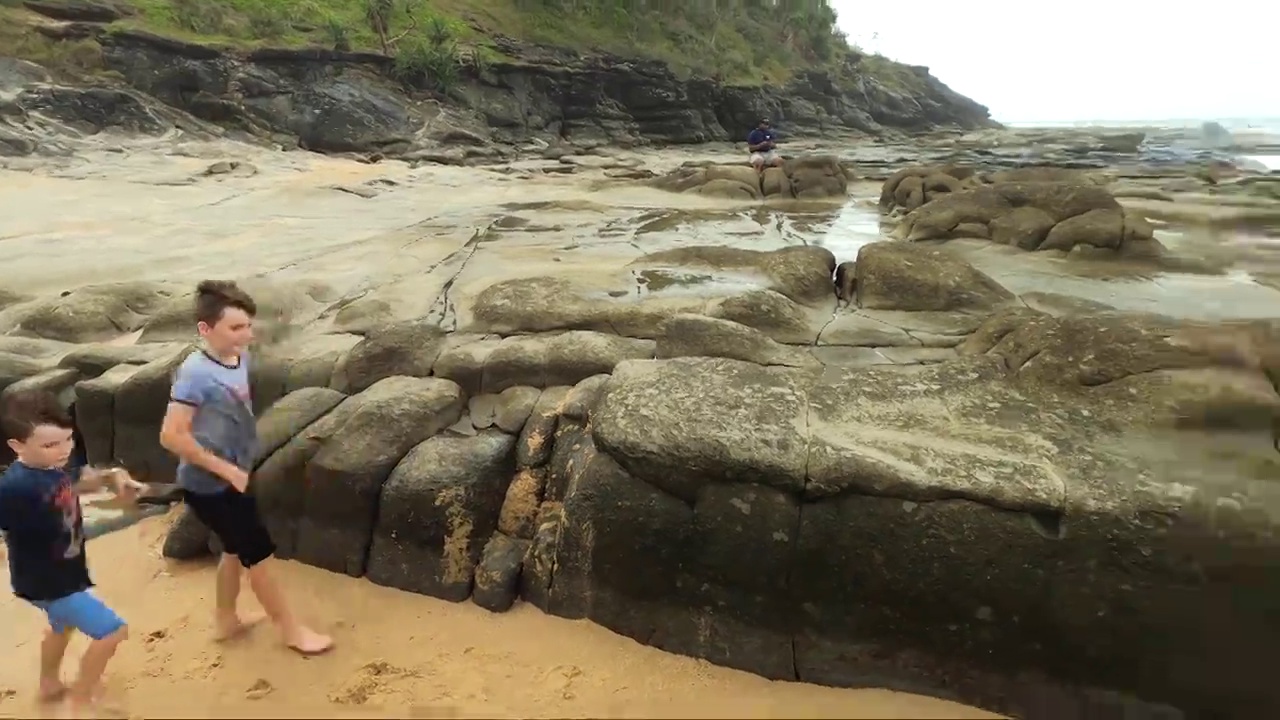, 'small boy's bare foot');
215,611,267,643
62,689,126,720
285,626,333,656
36,680,67,703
